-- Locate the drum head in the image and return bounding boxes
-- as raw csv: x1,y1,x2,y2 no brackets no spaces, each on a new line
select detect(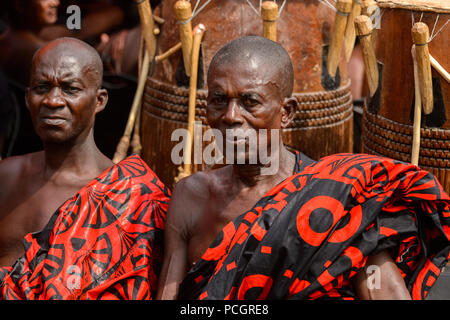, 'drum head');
376,0,450,13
